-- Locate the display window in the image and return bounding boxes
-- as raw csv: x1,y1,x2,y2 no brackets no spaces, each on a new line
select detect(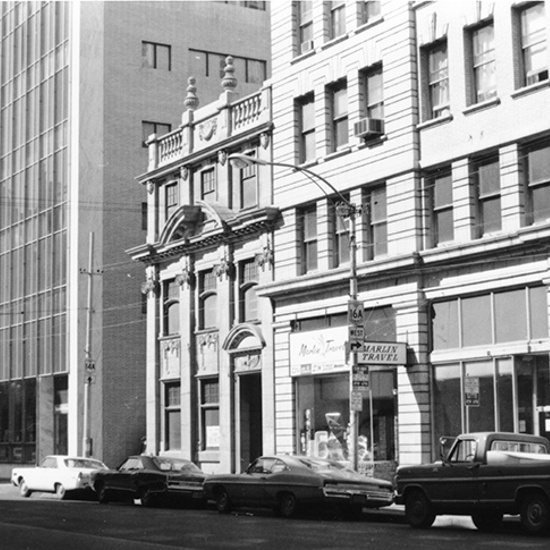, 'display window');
295,370,396,467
